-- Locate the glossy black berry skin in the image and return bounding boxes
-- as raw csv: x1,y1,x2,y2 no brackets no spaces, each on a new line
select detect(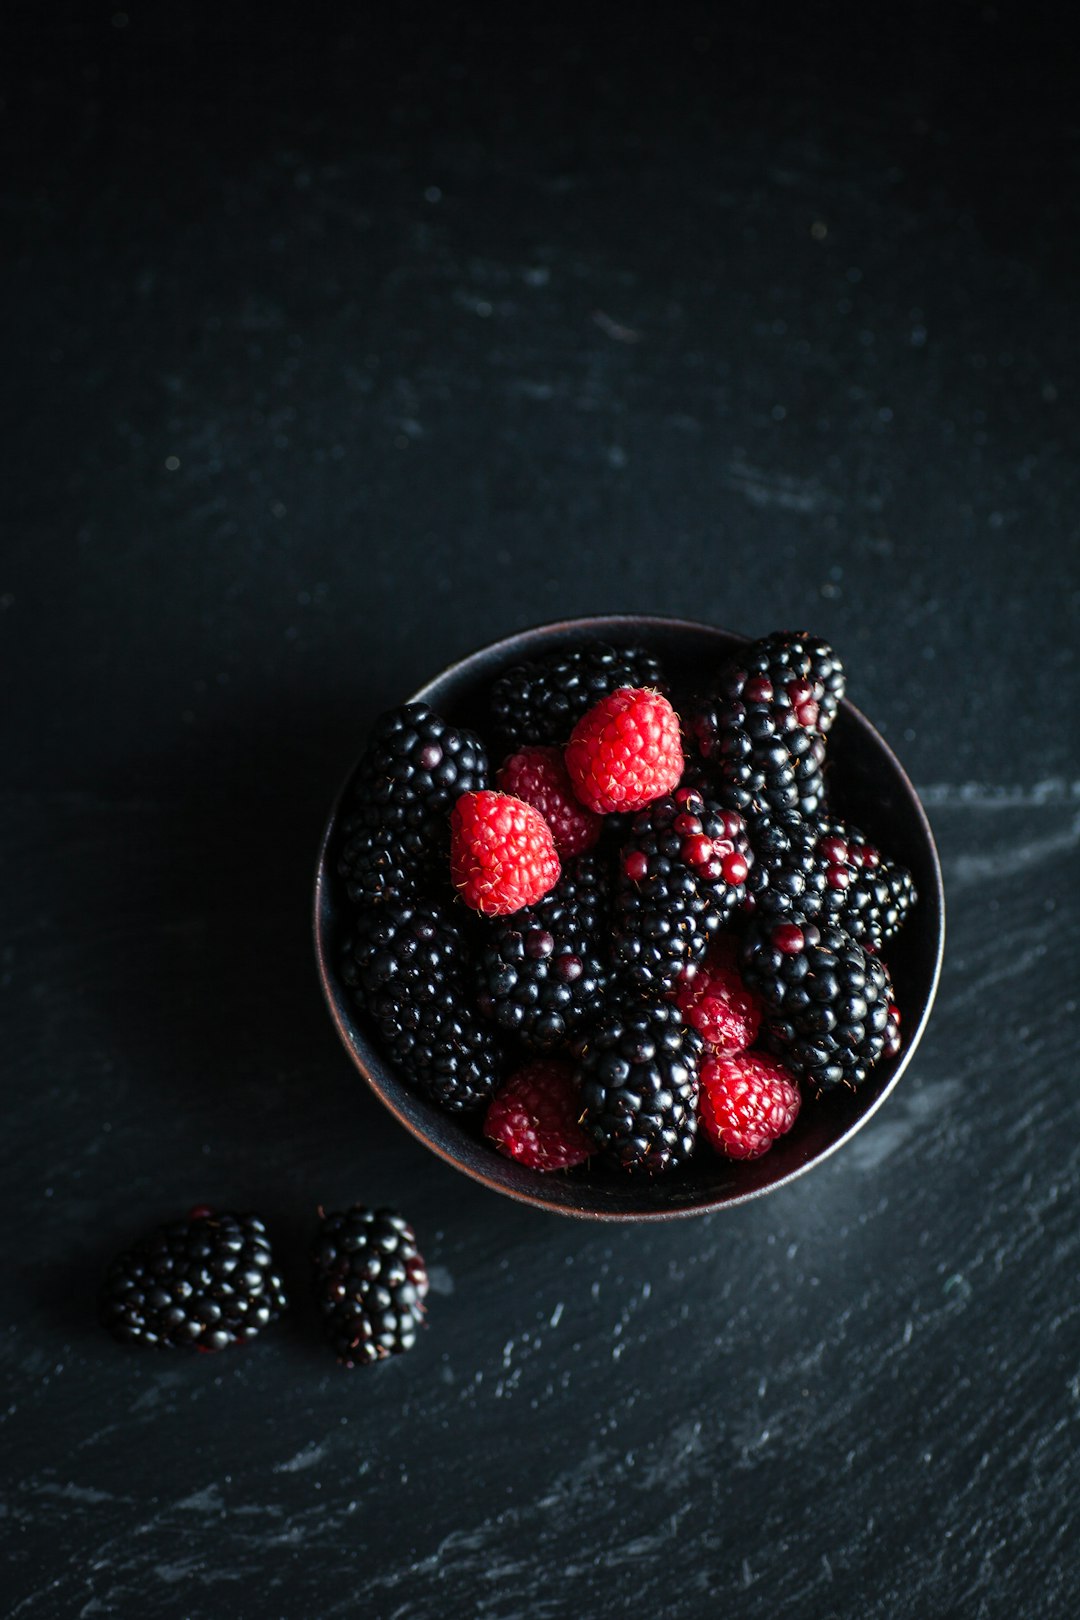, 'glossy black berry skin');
339,703,489,905
99,1211,287,1351
740,921,895,1092
746,812,917,950
344,899,505,1112
685,631,844,820
312,1206,429,1367
475,854,611,1050
491,641,666,750
612,792,751,995
574,1000,703,1174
